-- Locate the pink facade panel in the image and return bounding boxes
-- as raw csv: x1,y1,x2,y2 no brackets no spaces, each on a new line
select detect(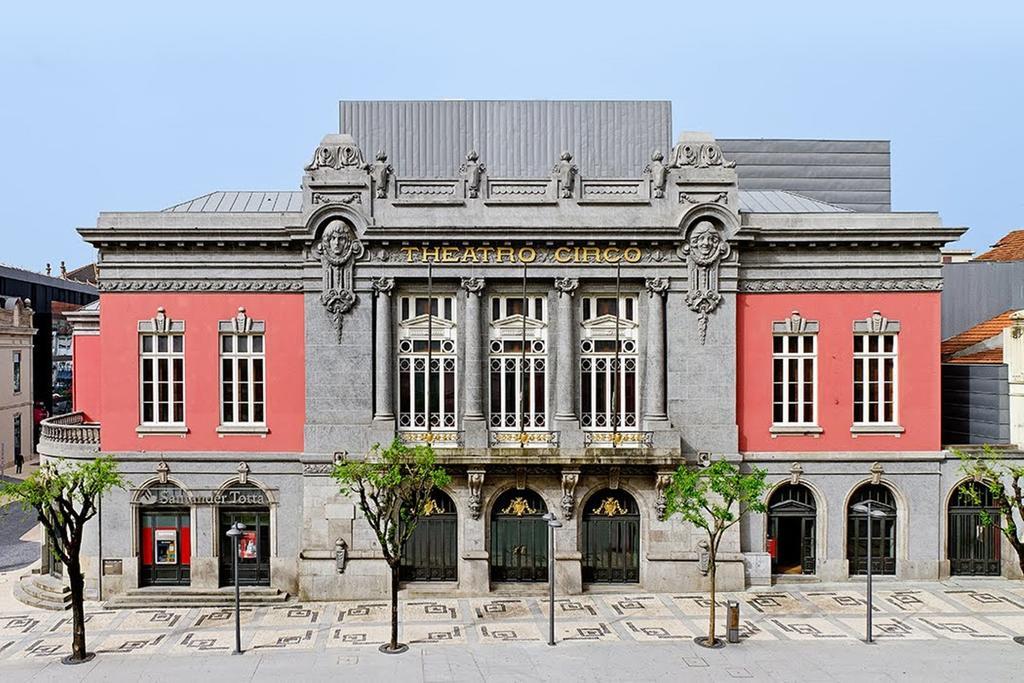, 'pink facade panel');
737,292,941,452
97,293,305,452
72,334,102,423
